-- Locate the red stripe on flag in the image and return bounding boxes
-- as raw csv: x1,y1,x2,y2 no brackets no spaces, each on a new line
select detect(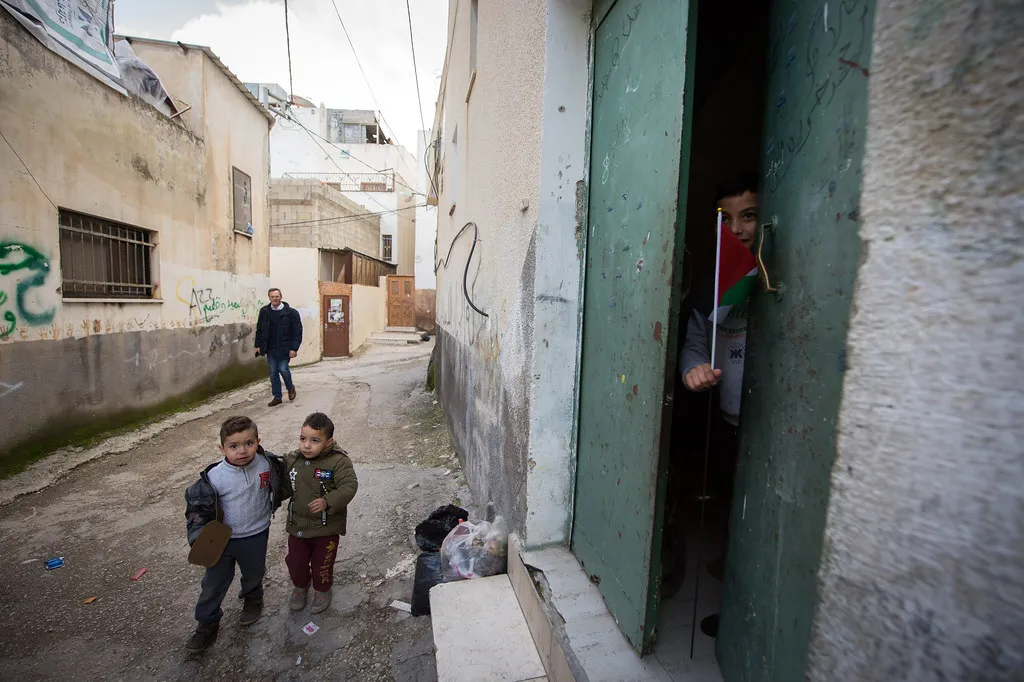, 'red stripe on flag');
718,223,757,306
